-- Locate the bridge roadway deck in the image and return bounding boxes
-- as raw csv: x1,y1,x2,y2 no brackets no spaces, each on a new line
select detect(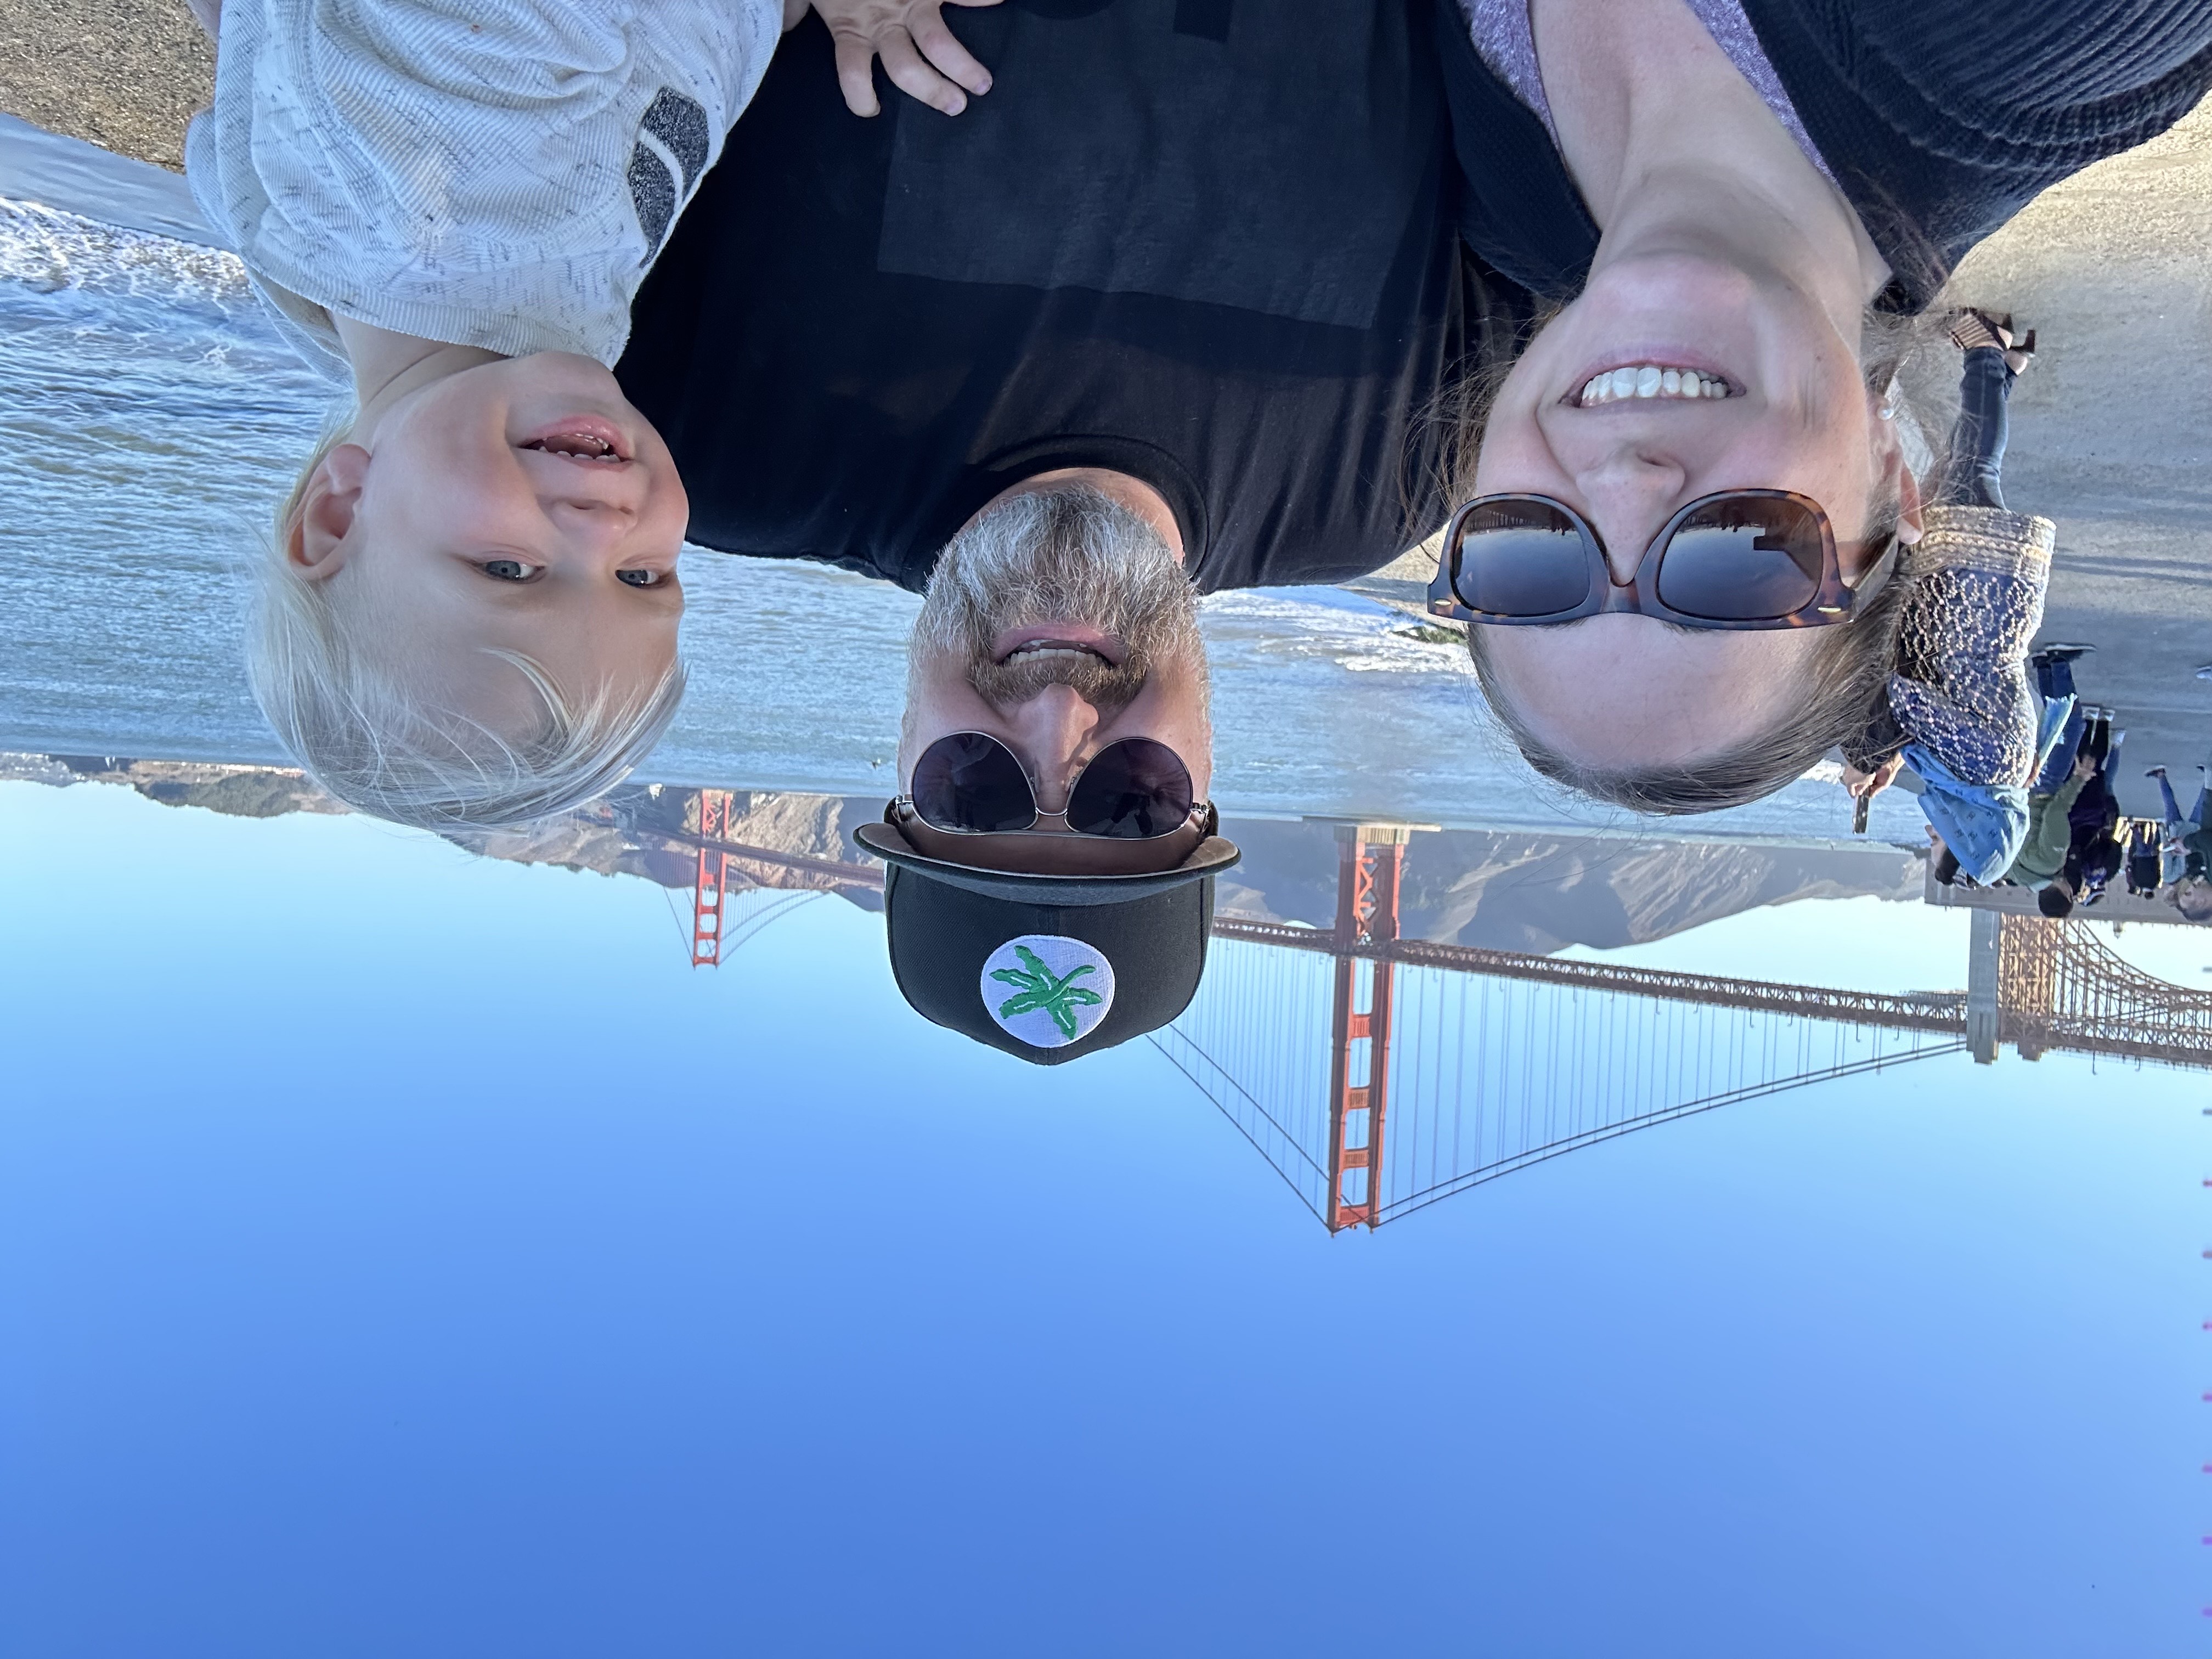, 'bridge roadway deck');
1206,917,1971,1035
673,834,2210,1065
